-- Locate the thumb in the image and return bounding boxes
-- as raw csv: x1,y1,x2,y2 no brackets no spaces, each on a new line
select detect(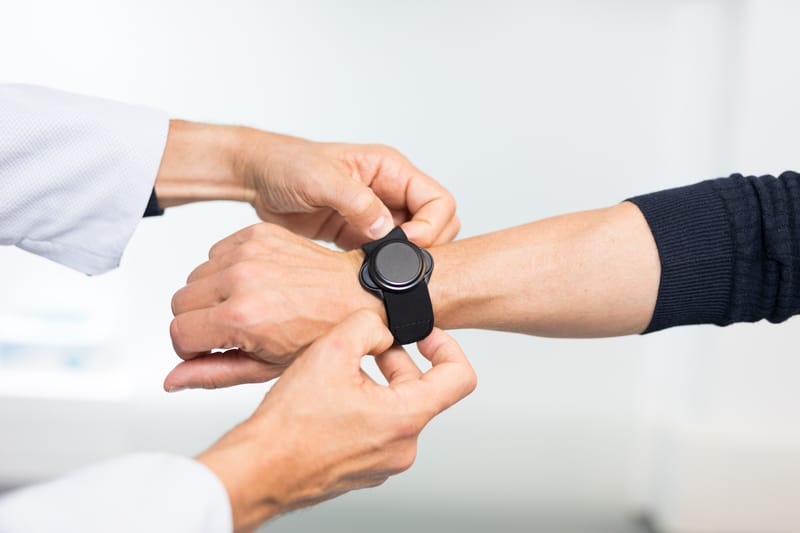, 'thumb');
163,350,286,391
323,176,394,240
304,309,395,373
